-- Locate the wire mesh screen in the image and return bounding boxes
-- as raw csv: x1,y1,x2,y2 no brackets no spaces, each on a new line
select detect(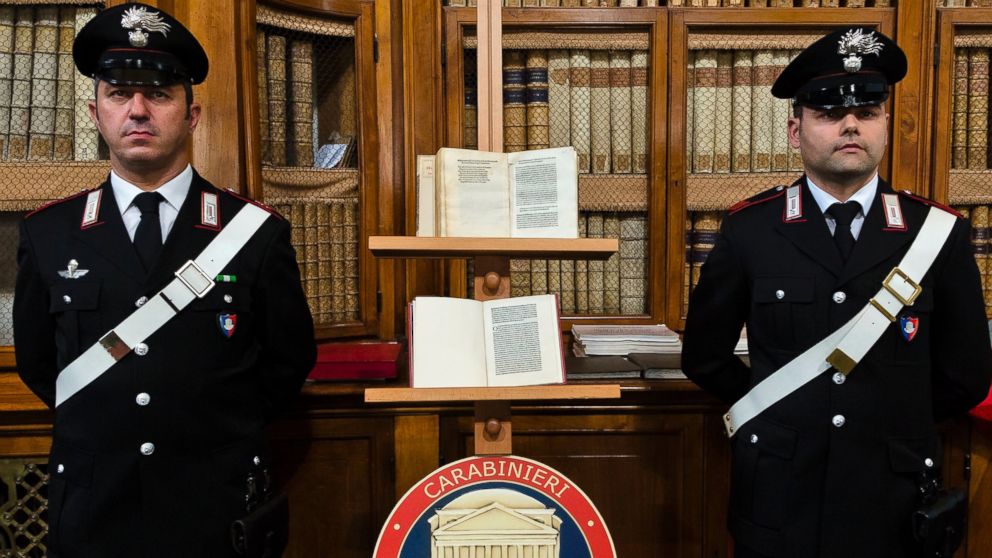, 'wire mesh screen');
941,1,992,6
949,41,992,209
682,39,812,315
0,213,18,347
955,205,992,318
0,3,107,352
256,5,361,328
0,460,49,557
463,32,651,315
0,3,105,168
